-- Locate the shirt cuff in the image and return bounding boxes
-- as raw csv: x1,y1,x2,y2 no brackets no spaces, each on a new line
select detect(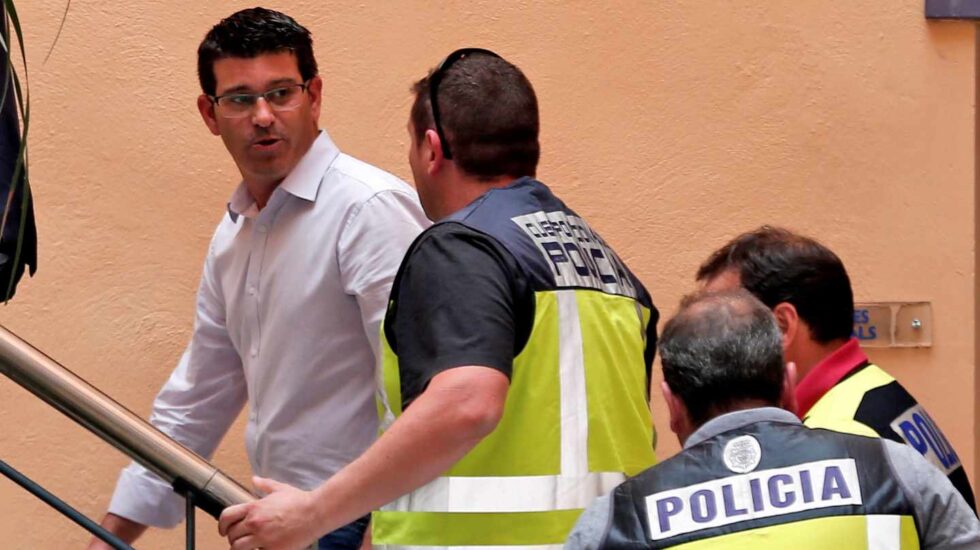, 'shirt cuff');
107,462,185,528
